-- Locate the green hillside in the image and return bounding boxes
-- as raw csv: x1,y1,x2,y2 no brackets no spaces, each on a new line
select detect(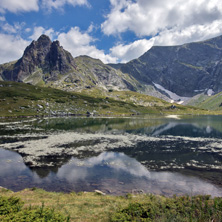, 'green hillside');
0,81,217,117
187,92,222,110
